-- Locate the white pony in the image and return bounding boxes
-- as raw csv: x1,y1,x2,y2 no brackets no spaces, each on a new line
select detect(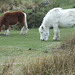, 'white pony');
39,7,75,41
